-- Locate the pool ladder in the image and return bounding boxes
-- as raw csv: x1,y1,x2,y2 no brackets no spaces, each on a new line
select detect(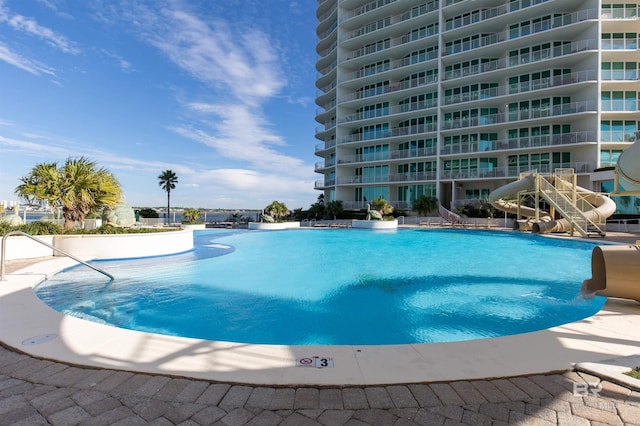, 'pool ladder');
0,230,114,281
